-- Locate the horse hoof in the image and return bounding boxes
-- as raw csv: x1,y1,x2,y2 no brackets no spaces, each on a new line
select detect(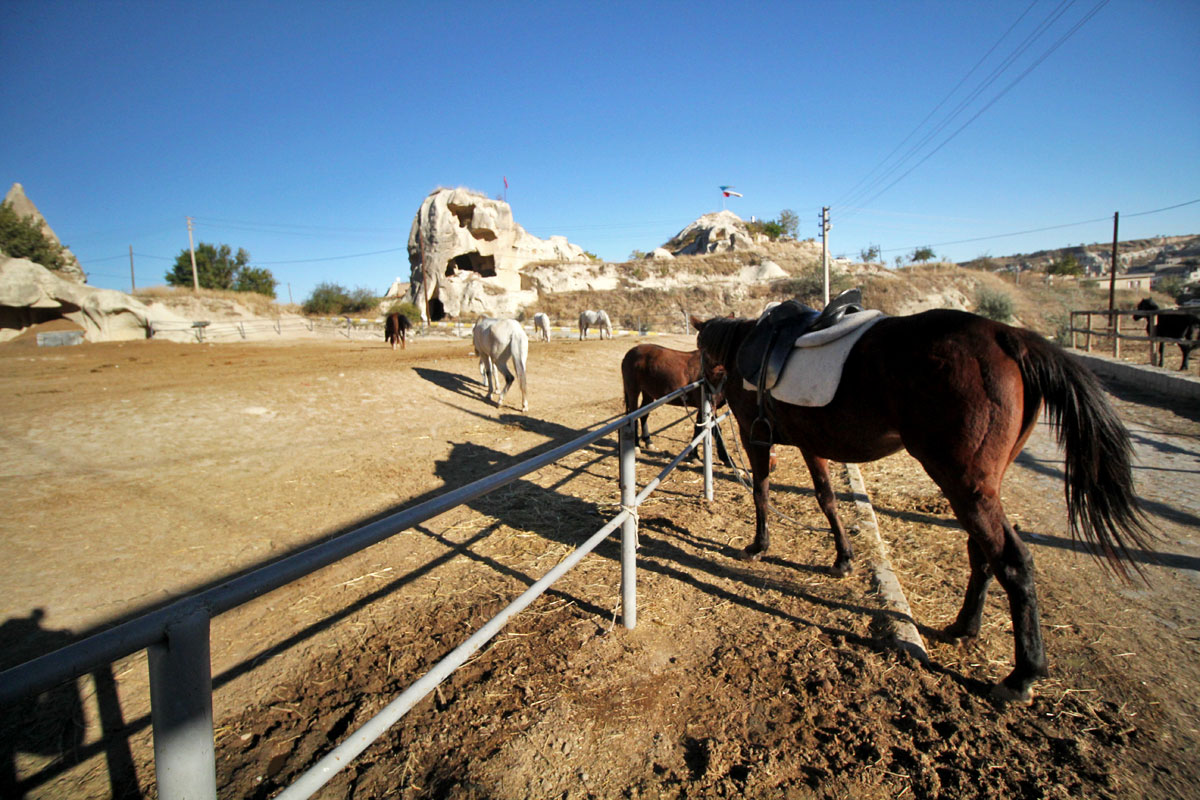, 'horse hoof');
829,561,852,578
736,548,763,562
990,682,1034,705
